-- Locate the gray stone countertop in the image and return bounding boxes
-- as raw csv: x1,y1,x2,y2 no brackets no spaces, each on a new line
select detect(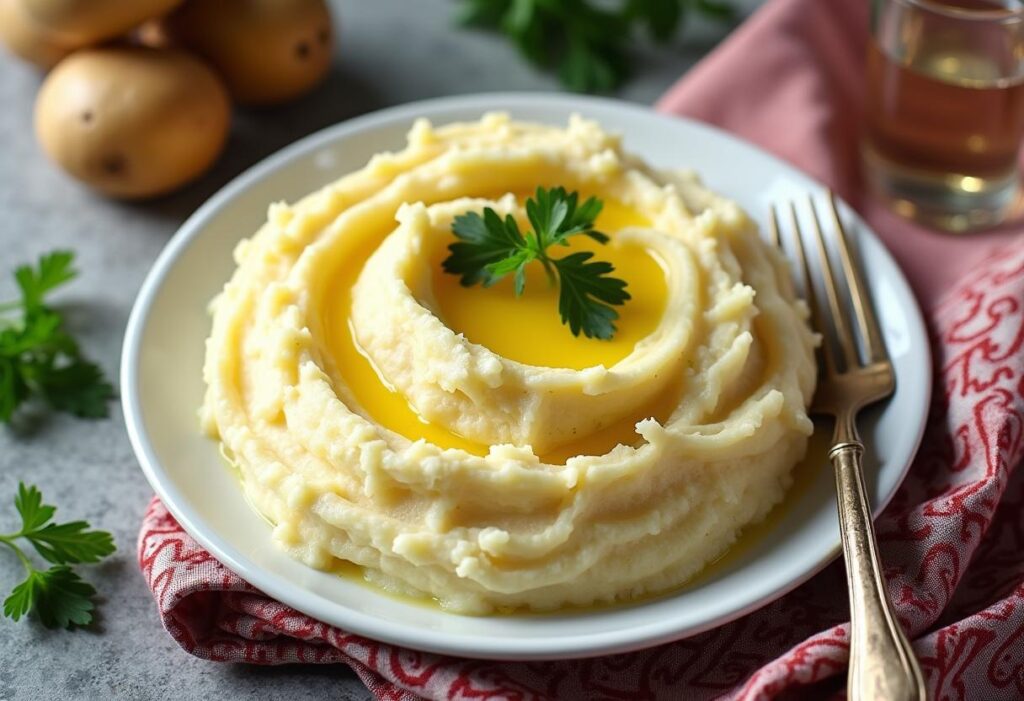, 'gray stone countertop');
0,1,753,698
